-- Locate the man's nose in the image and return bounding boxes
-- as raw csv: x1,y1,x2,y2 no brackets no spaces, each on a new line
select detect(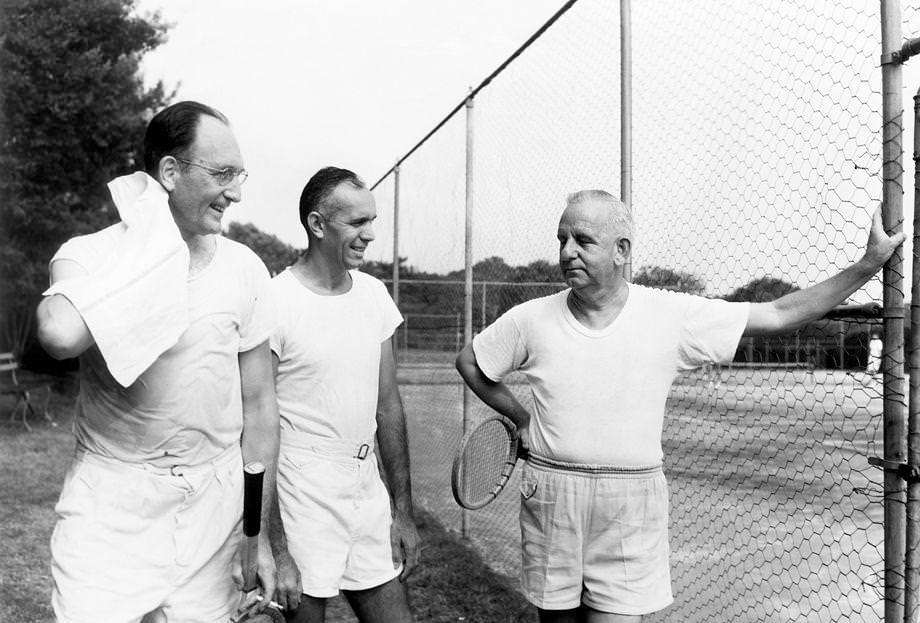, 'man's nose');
361,223,375,242
223,182,242,203
560,238,577,259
